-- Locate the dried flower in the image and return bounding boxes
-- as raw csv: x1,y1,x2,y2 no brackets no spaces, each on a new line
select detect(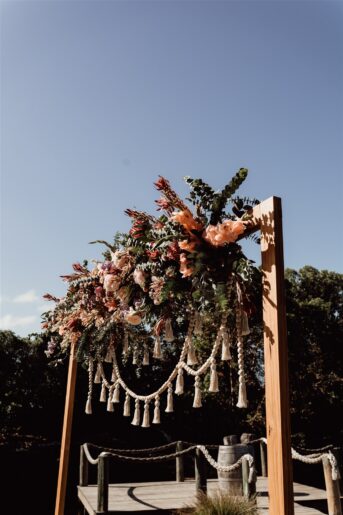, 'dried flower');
179,253,193,278
125,308,142,325
149,276,165,305
133,268,147,291
203,220,245,247
170,209,203,233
